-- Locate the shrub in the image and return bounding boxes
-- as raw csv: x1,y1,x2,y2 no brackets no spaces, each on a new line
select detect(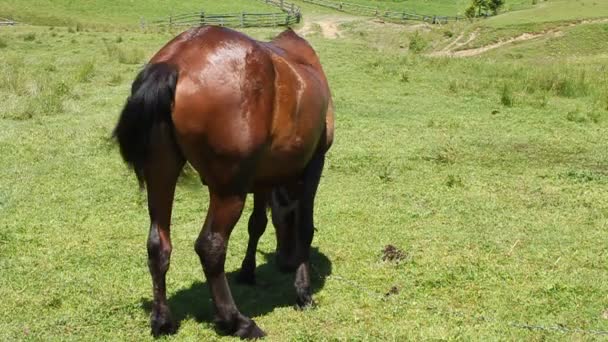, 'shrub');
408,32,427,54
